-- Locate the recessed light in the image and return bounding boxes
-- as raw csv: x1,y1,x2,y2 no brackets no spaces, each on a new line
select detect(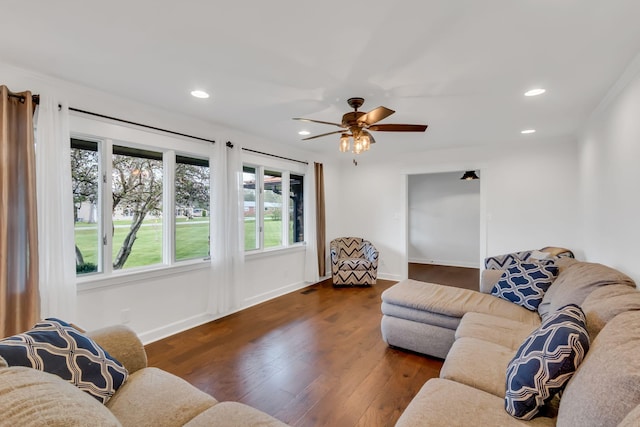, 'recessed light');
521,129,536,134
190,90,210,99
298,130,310,136
524,88,546,97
